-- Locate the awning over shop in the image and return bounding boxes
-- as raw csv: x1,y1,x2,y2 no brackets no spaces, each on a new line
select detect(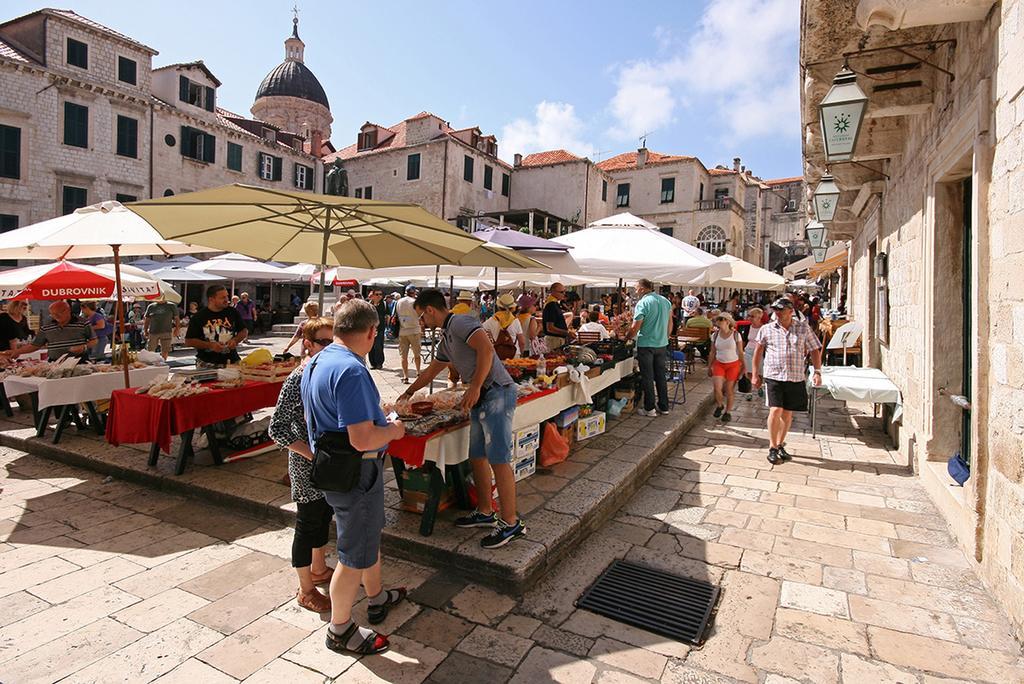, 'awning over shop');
783,243,849,280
